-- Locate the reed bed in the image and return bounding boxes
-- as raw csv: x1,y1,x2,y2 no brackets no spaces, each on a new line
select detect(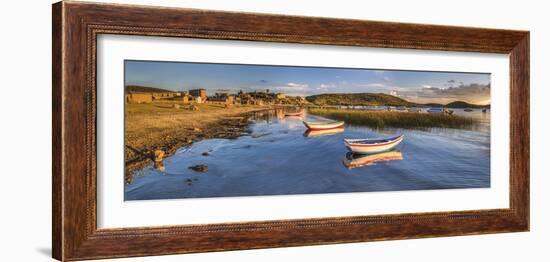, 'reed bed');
308,108,474,129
